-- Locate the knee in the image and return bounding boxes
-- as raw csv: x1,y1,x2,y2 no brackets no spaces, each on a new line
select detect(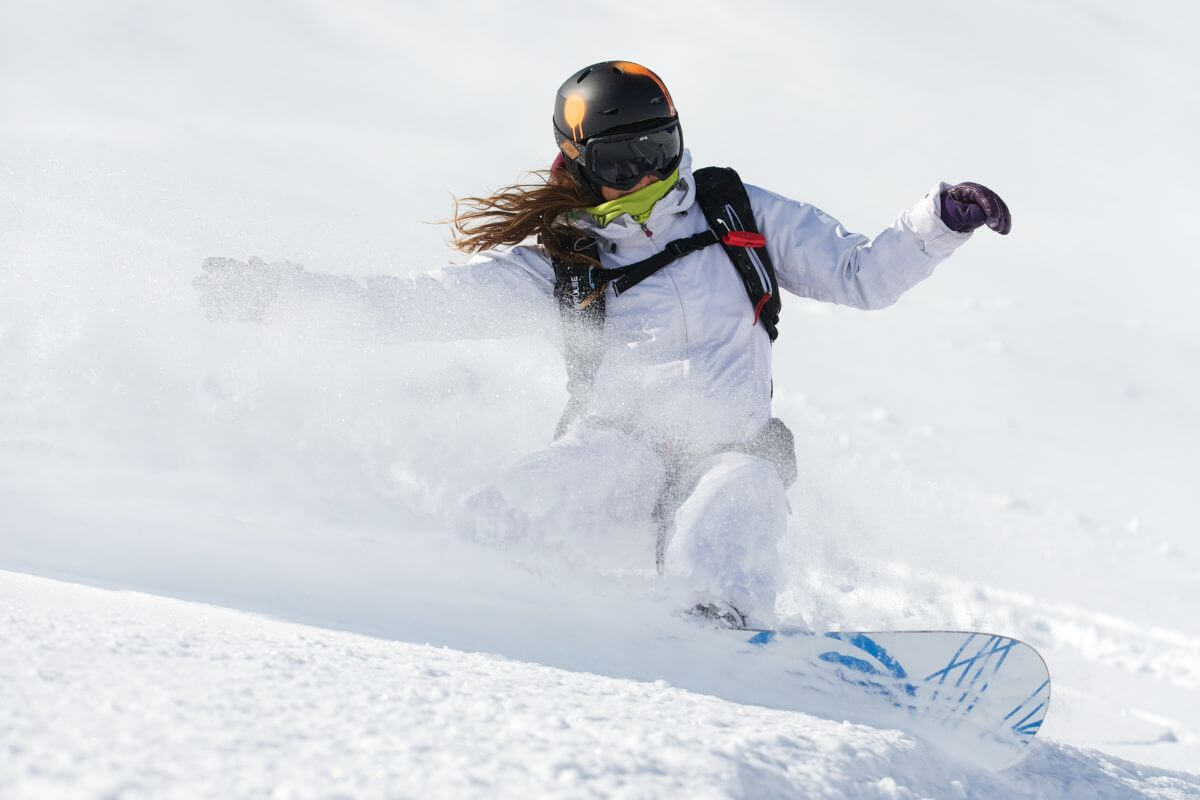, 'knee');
672,452,788,549
452,486,534,546
702,452,788,523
